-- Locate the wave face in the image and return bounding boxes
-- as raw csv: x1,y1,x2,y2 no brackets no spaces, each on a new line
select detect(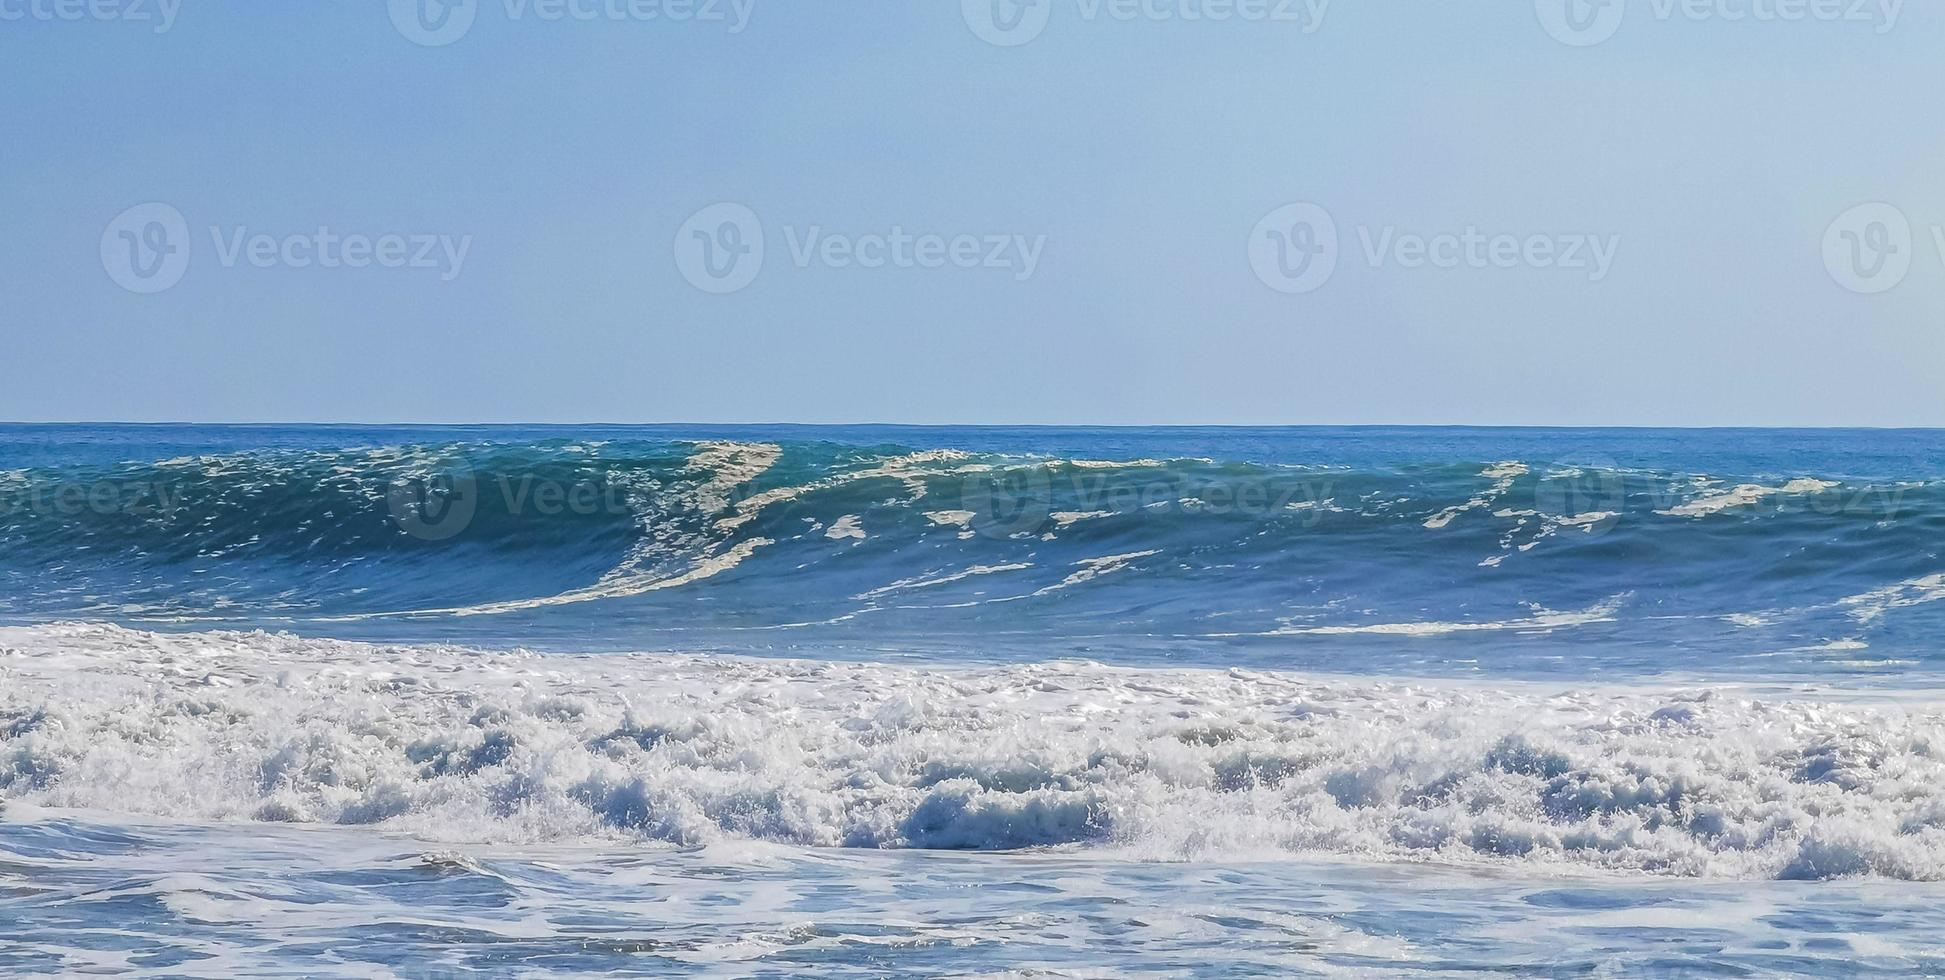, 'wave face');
9,425,1945,888
7,622,1945,879
5,424,1945,677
